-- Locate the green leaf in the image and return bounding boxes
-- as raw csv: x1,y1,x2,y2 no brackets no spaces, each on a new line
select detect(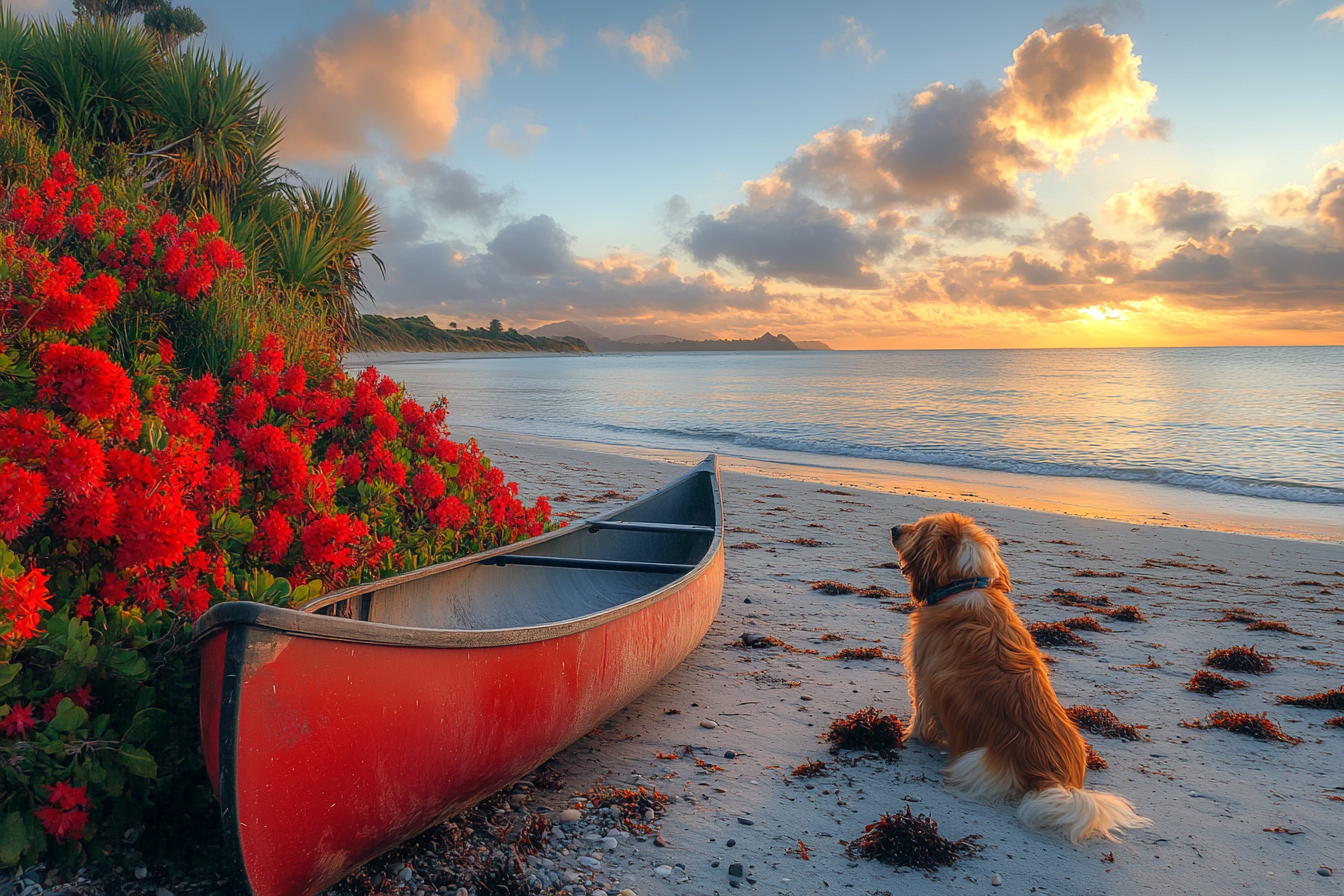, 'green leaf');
121,707,168,743
117,746,157,778
0,811,27,867
0,662,19,688
48,698,89,733
108,648,149,679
